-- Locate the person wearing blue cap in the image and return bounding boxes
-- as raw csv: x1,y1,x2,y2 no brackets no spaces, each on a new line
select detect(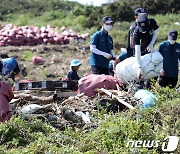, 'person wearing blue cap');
0,57,20,81
90,16,115,75
114,8,147,69
67,59,82,81
158,30,180,88
133,13,159,79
